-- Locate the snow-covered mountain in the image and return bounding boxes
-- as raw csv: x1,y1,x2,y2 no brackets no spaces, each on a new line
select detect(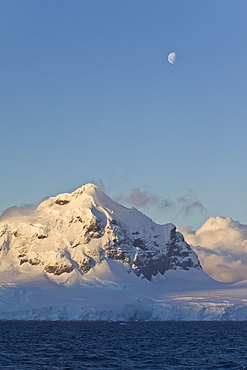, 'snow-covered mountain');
1,183,247,321
0,183,201,281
